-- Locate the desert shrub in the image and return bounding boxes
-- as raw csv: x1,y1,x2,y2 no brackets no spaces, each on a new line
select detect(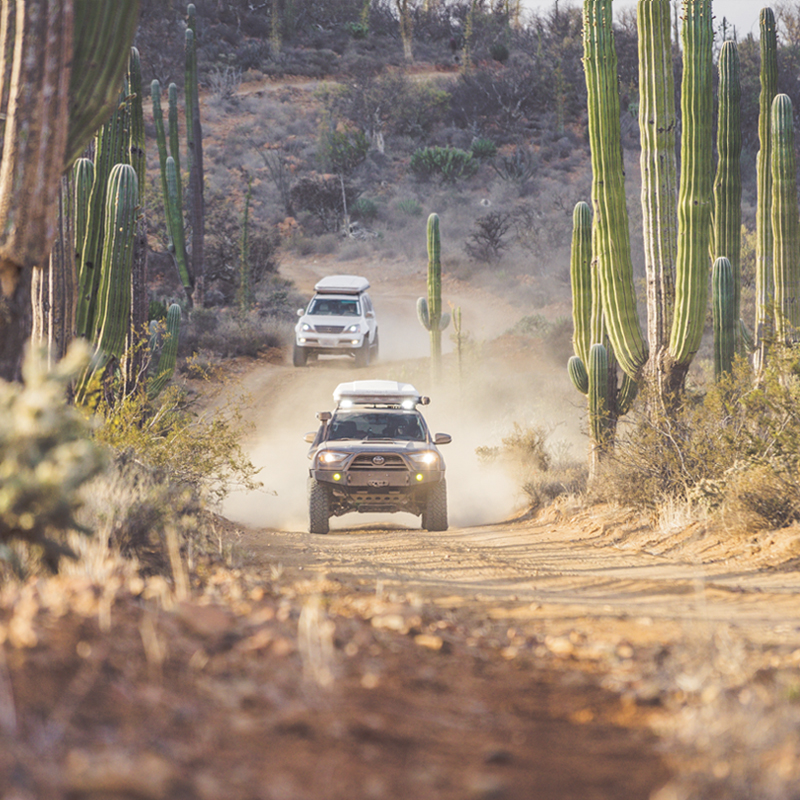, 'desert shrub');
353,197,379,220
410,146,479,183
490,41,510,63
476,423,586,511
93,385,261,507
0,344,105,571
465,210,513,264
395,197,423,217
208,65,242,101
180,308,289,361
289,174,360,232
470,137,497,159
492,146,539,187
596,353,800,527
